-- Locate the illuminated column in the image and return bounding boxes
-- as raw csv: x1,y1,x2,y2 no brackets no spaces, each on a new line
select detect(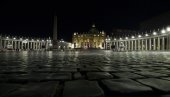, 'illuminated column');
31,42,33,50
4,40,6,49
40,42,42,49
157,37,160,50
14,41,17,50
149,38,152,50
21,41,23,50
138,40,140,51
162,37,165,50
37,42,39,50
39,42,41,49
125,41,127,51
141,40,143,51
145,39,148,50
116,41,118,50
46,42,48,50
34,42,36,50
11,41,14,49
32,42,35,50
28,42,30,50
127,41,130,51
131,40,134,51
134,40,137,51
18,41,20,49
153,38,156,50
